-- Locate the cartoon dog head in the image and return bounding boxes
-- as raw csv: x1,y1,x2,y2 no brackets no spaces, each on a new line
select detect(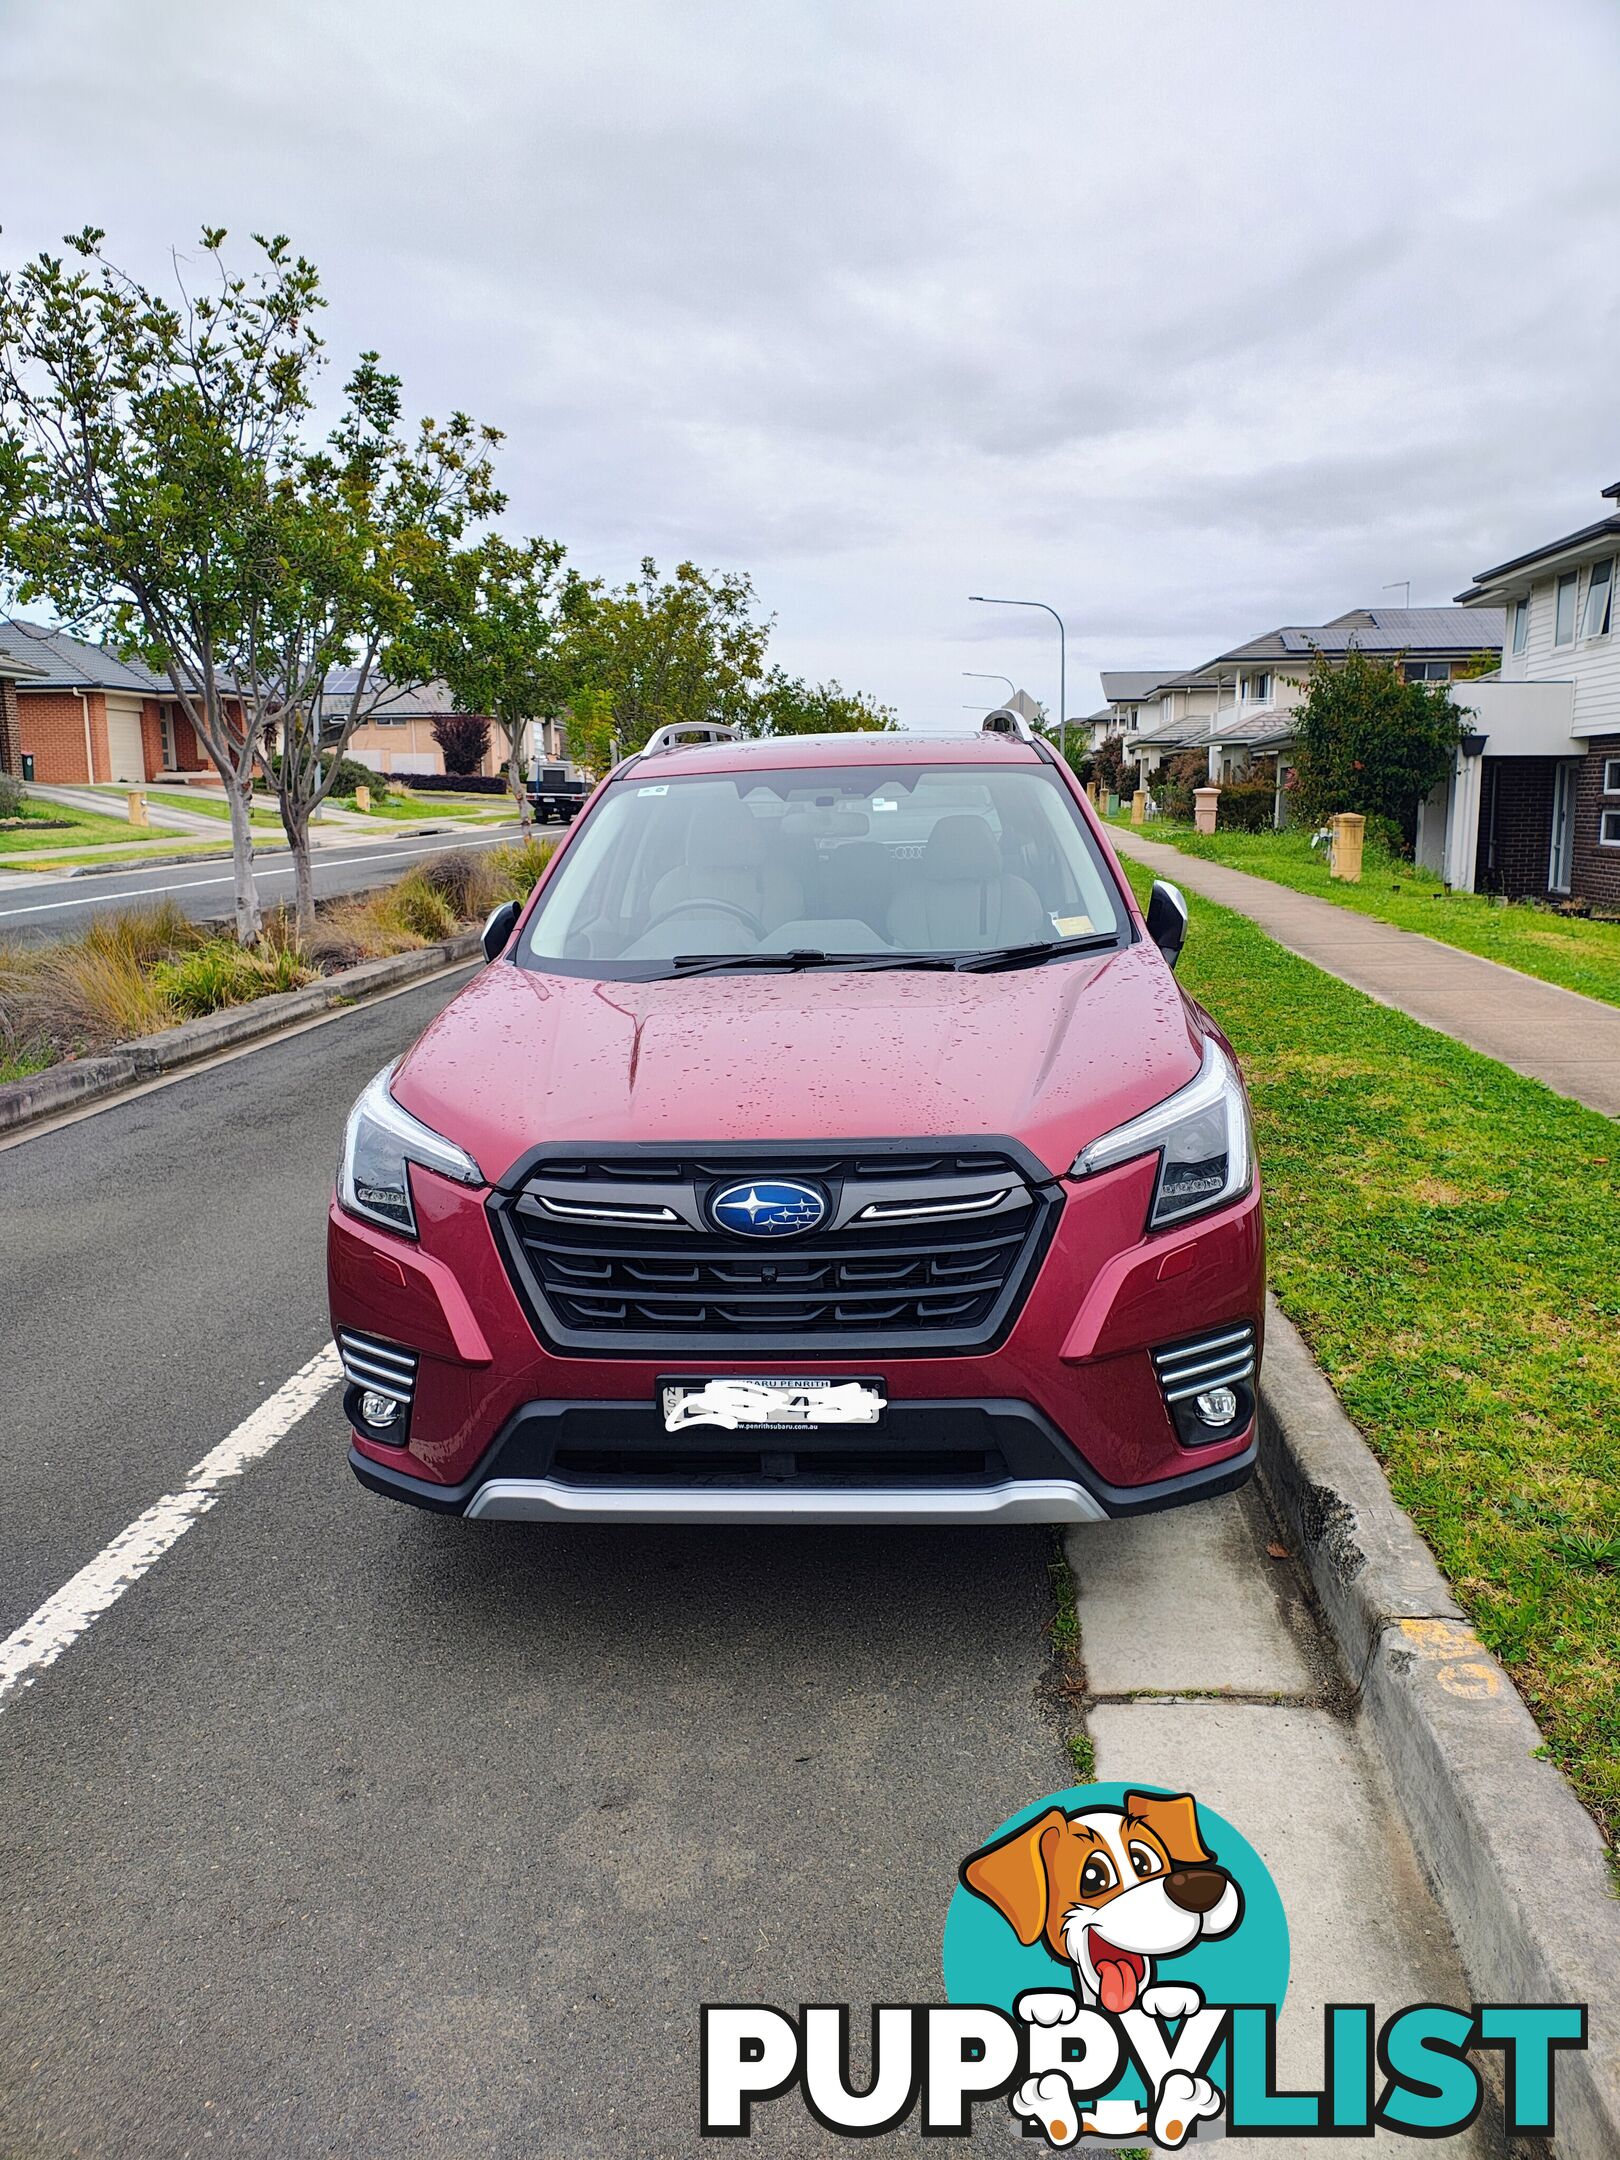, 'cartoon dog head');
961,1791,1242,2014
